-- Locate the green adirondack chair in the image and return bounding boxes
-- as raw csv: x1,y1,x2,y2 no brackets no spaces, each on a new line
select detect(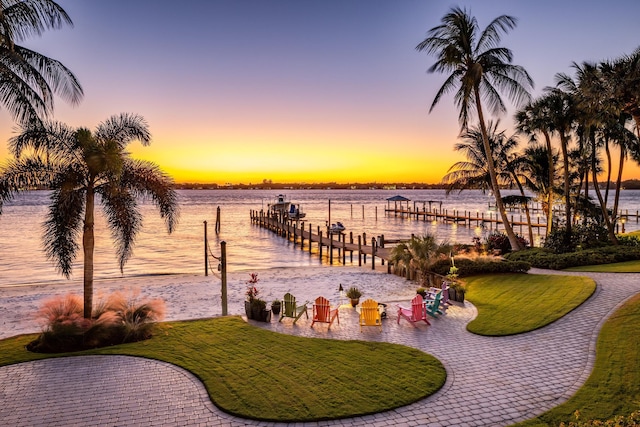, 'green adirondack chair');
279,292,309,324
425,291,443,318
